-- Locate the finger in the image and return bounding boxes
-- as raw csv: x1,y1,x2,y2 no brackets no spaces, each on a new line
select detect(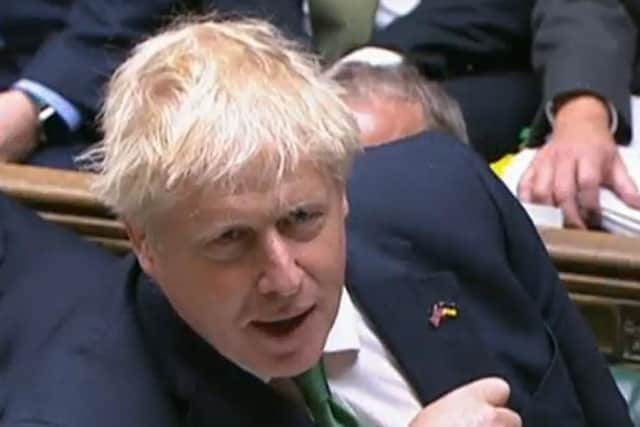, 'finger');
465,377,511,407
559,197,586,229
576,187,602,228
552,156,584,228
575,157,605,228
576,158,603,213
606,155,640,210
493,407,523,427
528,155,556,205
553,155,577,207
518,163,536,203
